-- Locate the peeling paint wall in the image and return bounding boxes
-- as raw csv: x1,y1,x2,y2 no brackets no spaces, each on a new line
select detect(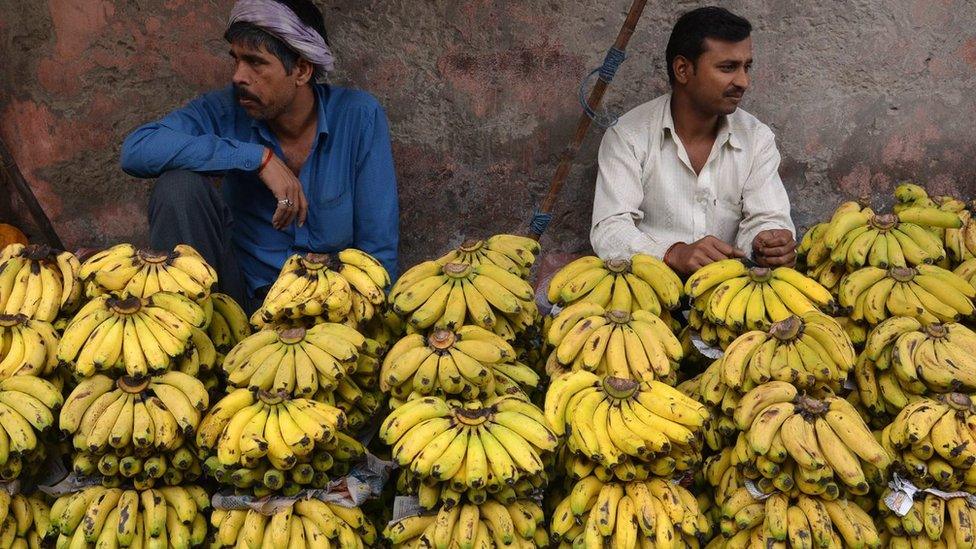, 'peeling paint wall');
2,0,975,269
